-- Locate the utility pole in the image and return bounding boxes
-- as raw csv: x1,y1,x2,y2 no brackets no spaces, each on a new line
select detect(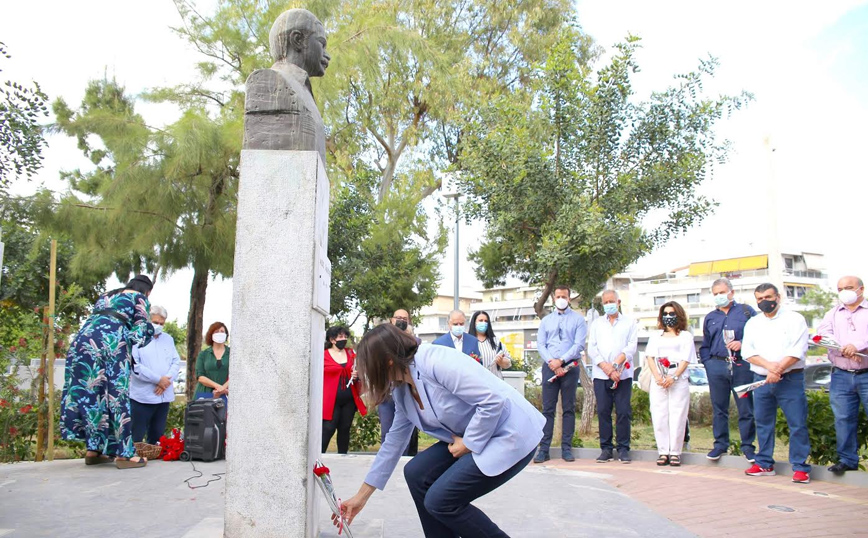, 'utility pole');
443,192,461,311
46,239,57,461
